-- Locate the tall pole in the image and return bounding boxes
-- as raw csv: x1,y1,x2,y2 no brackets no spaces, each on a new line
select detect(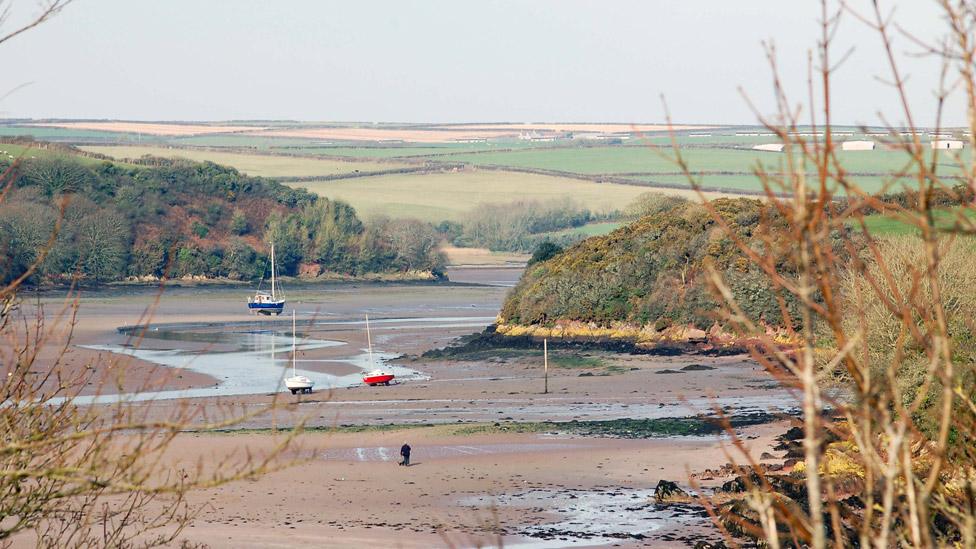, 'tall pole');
270,243,277,300
291,310,297,377
544,338,548,394
366,313,374,368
